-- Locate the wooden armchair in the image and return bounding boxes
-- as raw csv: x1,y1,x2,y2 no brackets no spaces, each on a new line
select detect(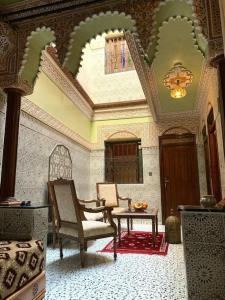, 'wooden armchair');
96,183,133,229
48,181,104,248
48,179,117,267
